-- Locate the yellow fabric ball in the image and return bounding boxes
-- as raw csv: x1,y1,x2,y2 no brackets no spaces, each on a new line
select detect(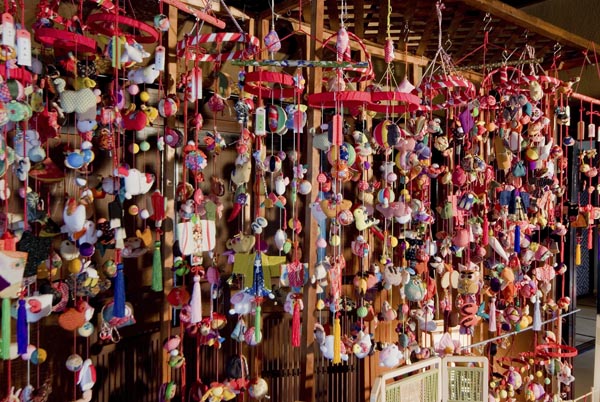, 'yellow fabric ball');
139,91,150,103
